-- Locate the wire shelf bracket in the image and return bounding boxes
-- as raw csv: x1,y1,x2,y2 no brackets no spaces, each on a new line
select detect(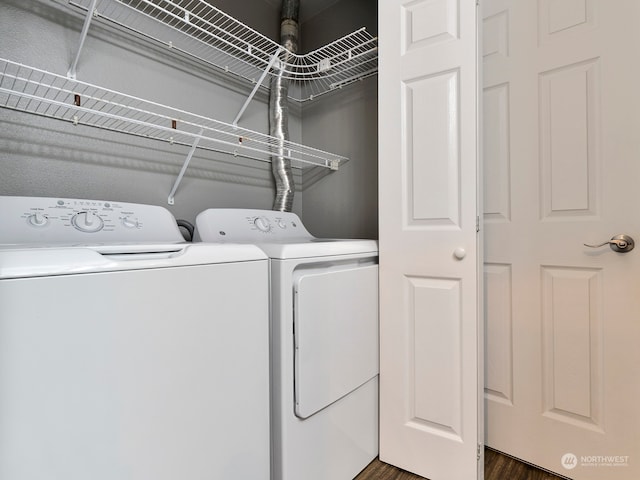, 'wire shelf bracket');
232,47,282,126
67,0,98,79
167,127,203,205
